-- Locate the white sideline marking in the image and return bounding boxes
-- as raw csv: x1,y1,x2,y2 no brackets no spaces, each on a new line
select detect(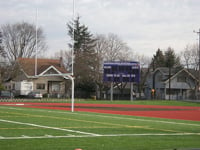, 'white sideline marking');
0,103,25,106
0,132,199,140
22,135,30,138
45,134,53,137
0,119,100,136
16,104,25,106
1,106,200,127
